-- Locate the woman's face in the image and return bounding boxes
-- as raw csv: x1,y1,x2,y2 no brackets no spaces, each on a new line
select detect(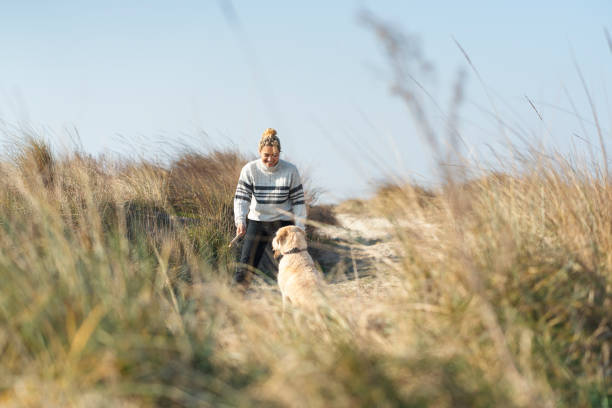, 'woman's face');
259,145,280,168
